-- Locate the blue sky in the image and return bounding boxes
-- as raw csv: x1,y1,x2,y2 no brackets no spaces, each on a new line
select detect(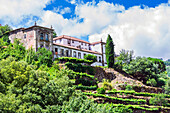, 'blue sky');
0,0,170,59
